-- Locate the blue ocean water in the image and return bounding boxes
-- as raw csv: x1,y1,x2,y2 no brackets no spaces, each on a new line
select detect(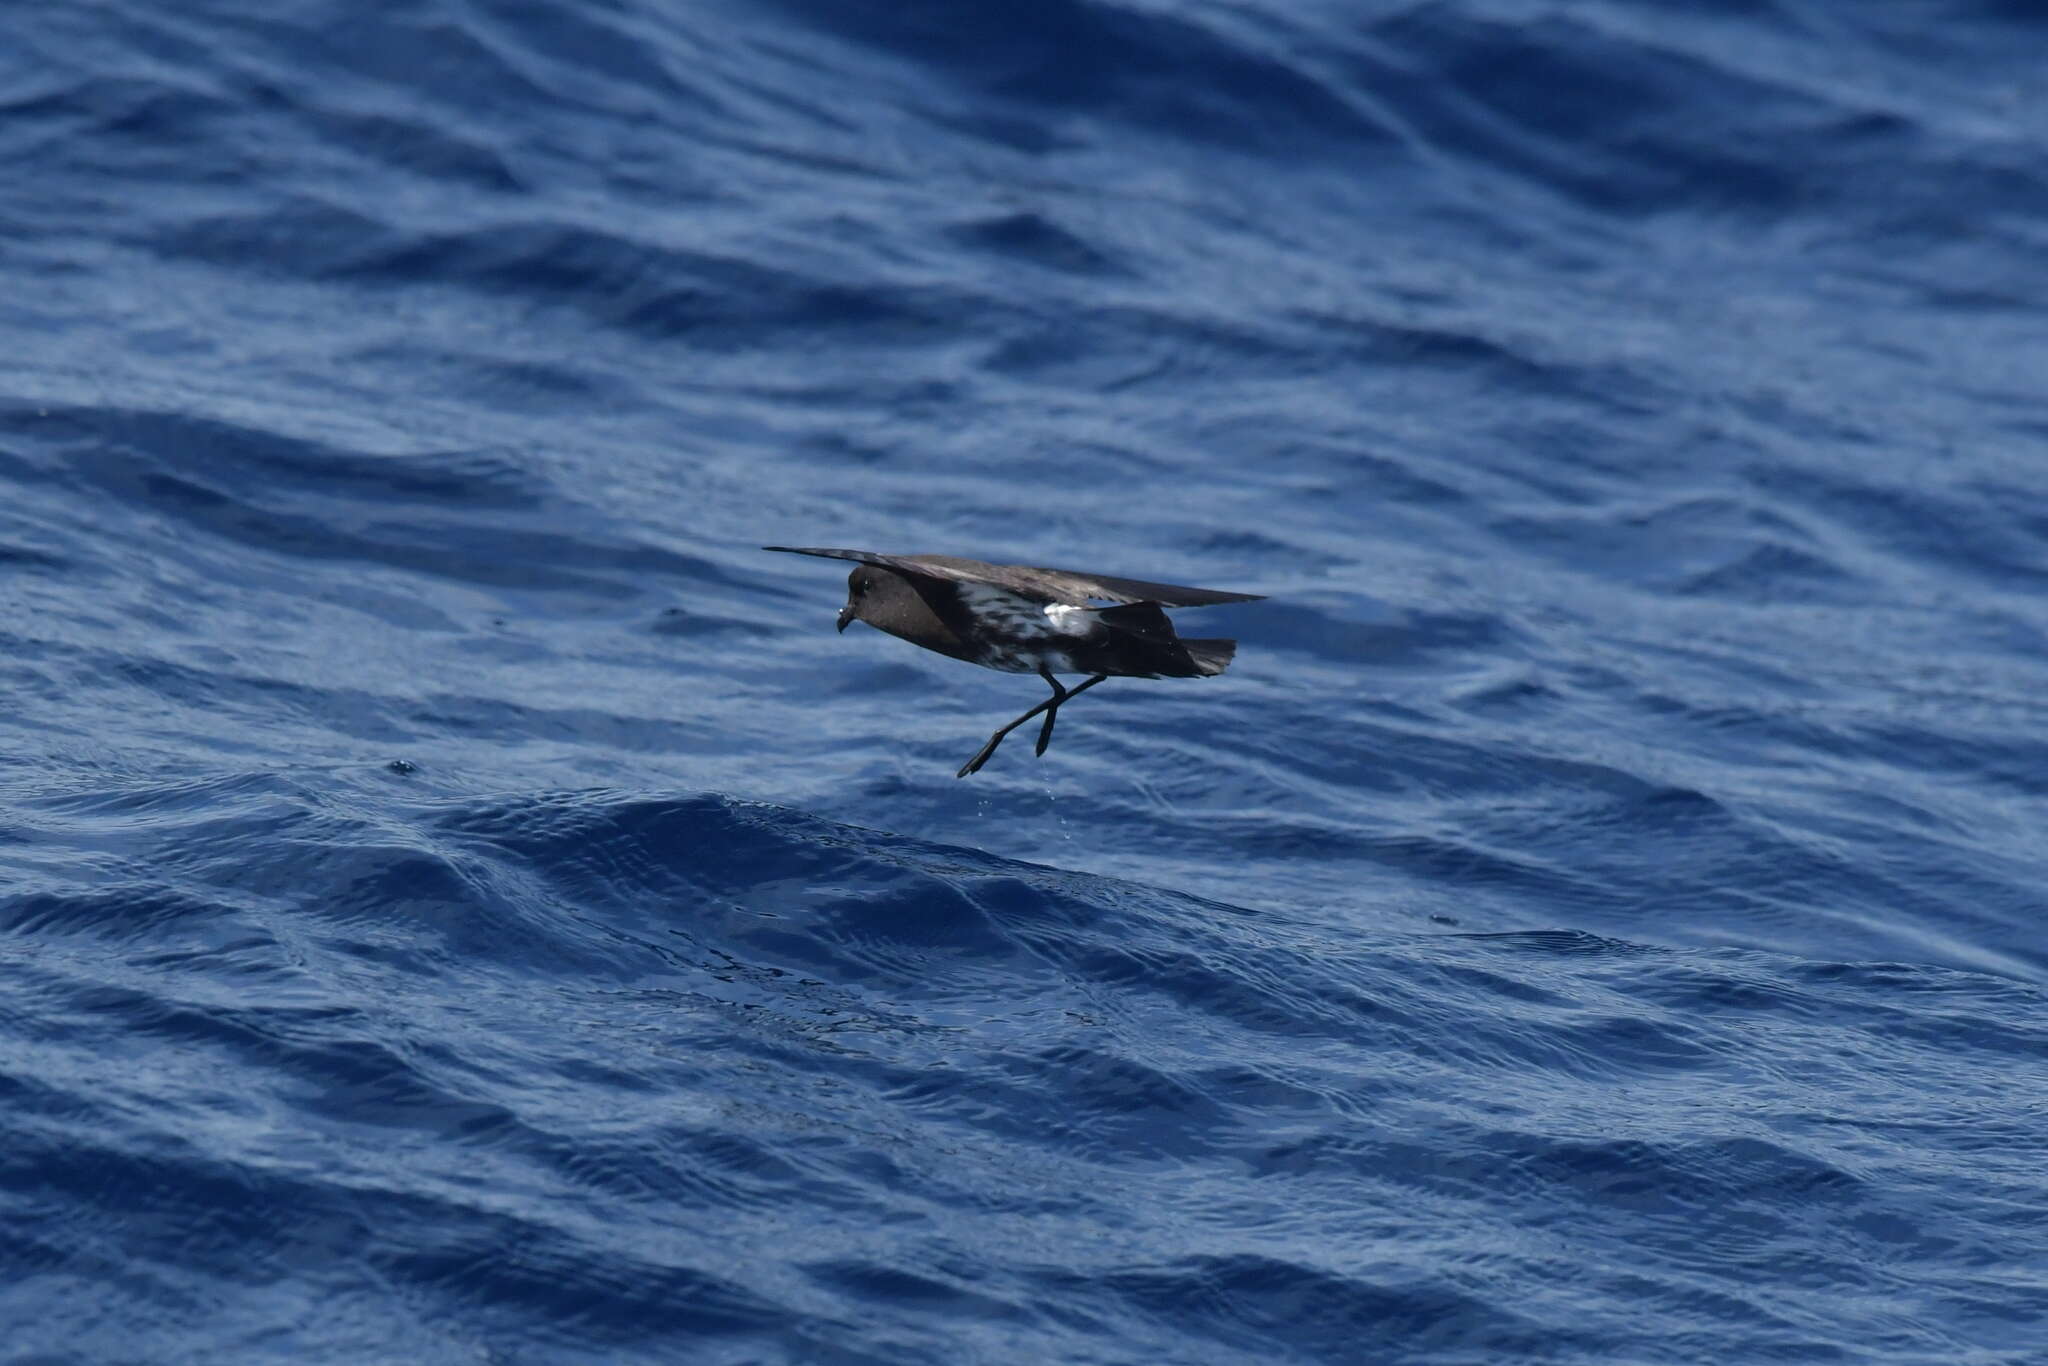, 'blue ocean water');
4,0,2048,1360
